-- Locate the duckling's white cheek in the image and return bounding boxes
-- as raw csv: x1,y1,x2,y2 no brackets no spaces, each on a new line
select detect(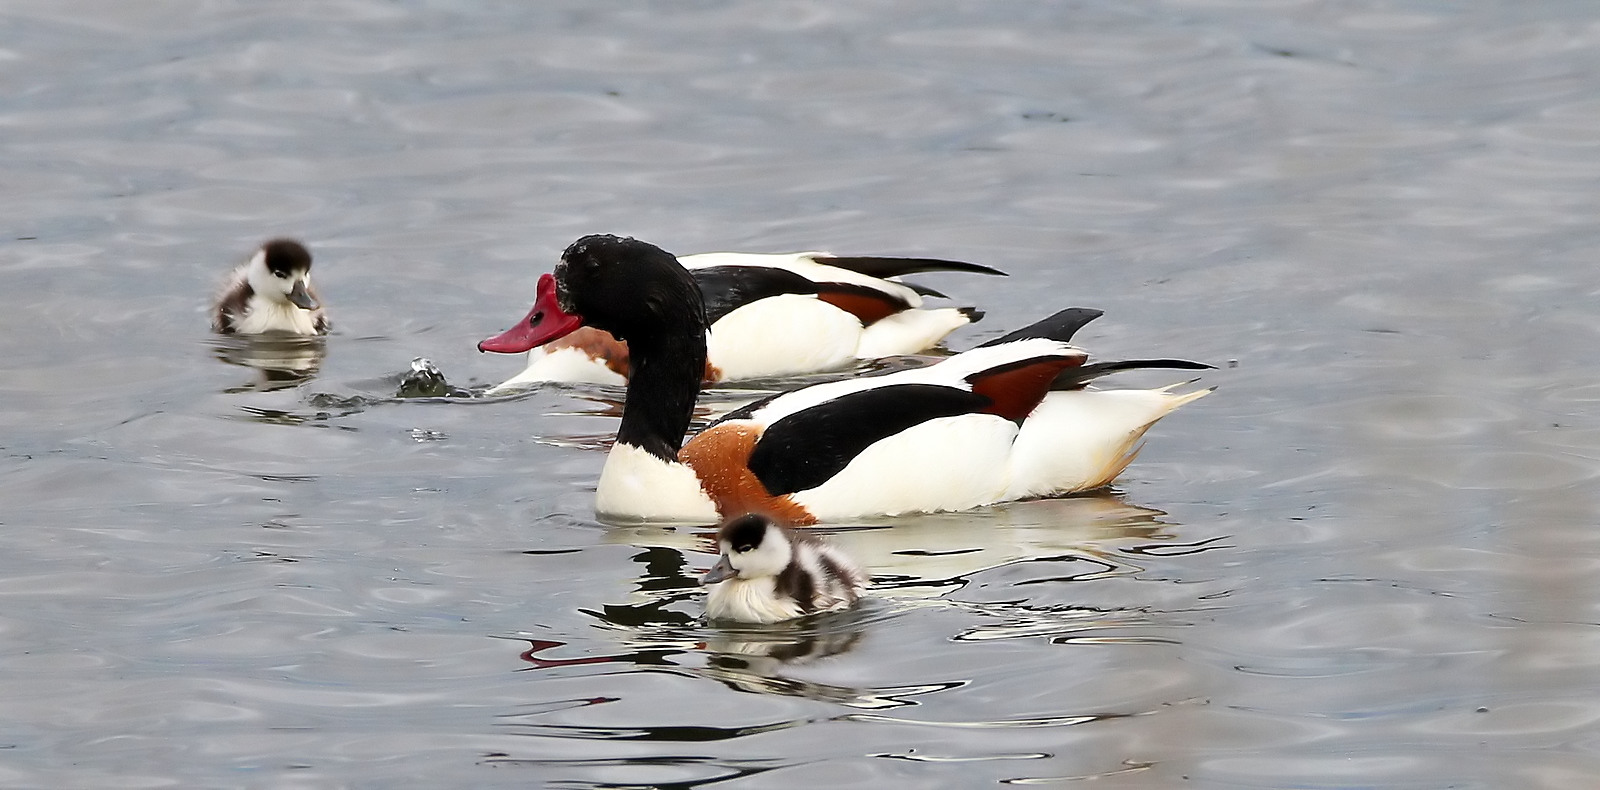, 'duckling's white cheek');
740,538,792,579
